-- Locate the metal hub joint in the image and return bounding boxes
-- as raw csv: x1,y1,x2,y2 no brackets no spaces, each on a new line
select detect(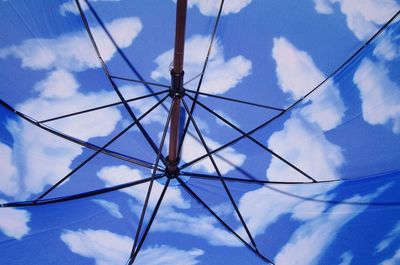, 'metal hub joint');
165,159,181,179
170,70,185,98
